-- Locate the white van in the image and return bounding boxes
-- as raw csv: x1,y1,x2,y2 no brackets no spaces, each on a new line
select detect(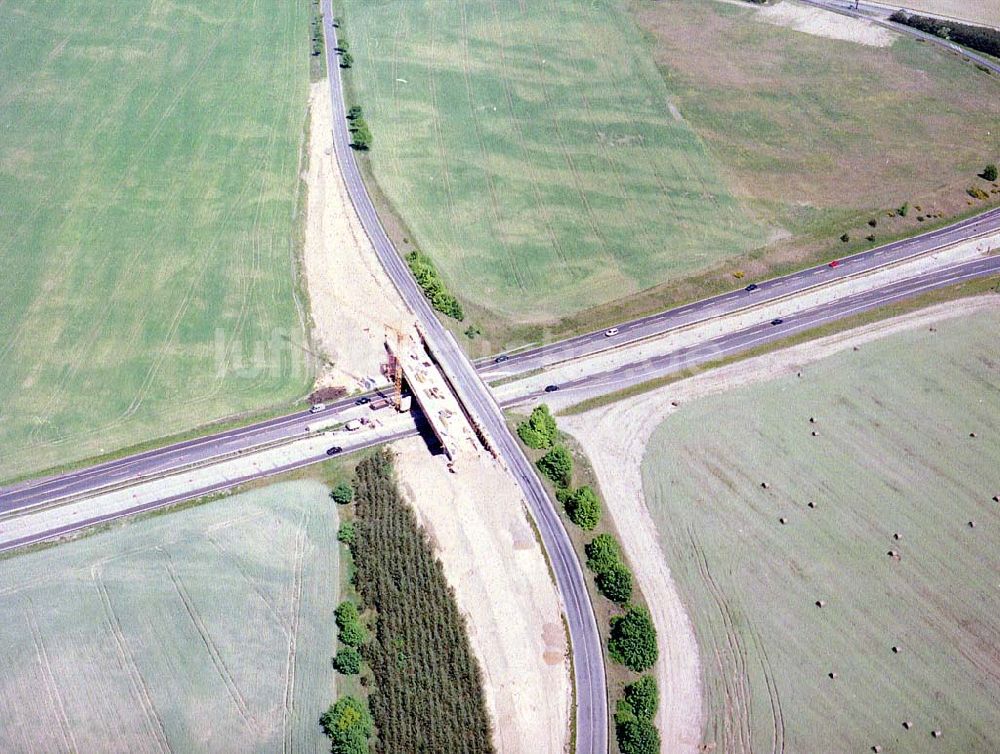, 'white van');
309,403,326,414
